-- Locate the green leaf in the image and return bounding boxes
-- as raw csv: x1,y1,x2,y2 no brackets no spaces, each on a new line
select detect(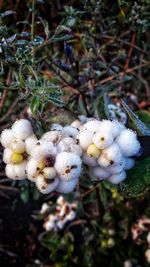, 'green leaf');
96,93,109,120
122,100,150,136
20,189,29,203
135,110,150,129
118,157,150,198
30,96,41,115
